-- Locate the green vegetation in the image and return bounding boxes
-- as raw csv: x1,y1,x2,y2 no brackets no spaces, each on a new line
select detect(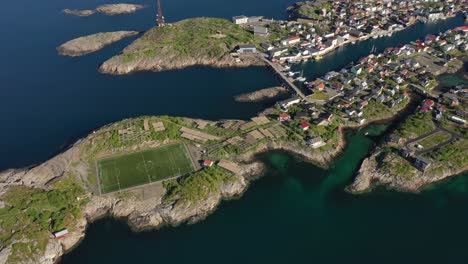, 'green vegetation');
380,151,418,180
118,18,255,64
98,143,195,193
0,179,87,263
396,112,435,139
163,167,233,203
426,139,468,170
363,100,393,120
292,1,331,20
309,91,331,100
417,131,451,149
